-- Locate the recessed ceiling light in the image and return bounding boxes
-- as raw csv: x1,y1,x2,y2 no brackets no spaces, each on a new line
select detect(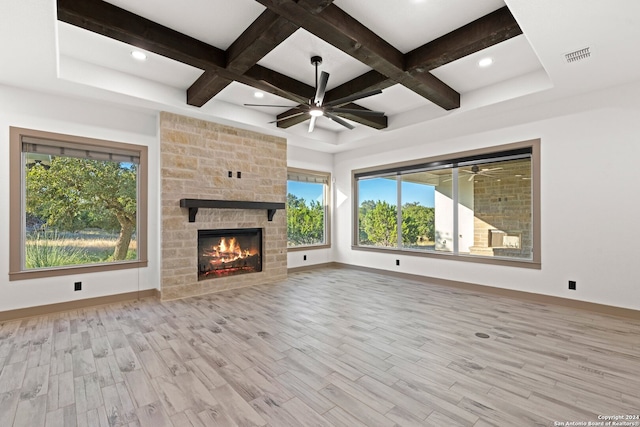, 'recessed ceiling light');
131,50,147,61
253,91,264,98
478,57,493,68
